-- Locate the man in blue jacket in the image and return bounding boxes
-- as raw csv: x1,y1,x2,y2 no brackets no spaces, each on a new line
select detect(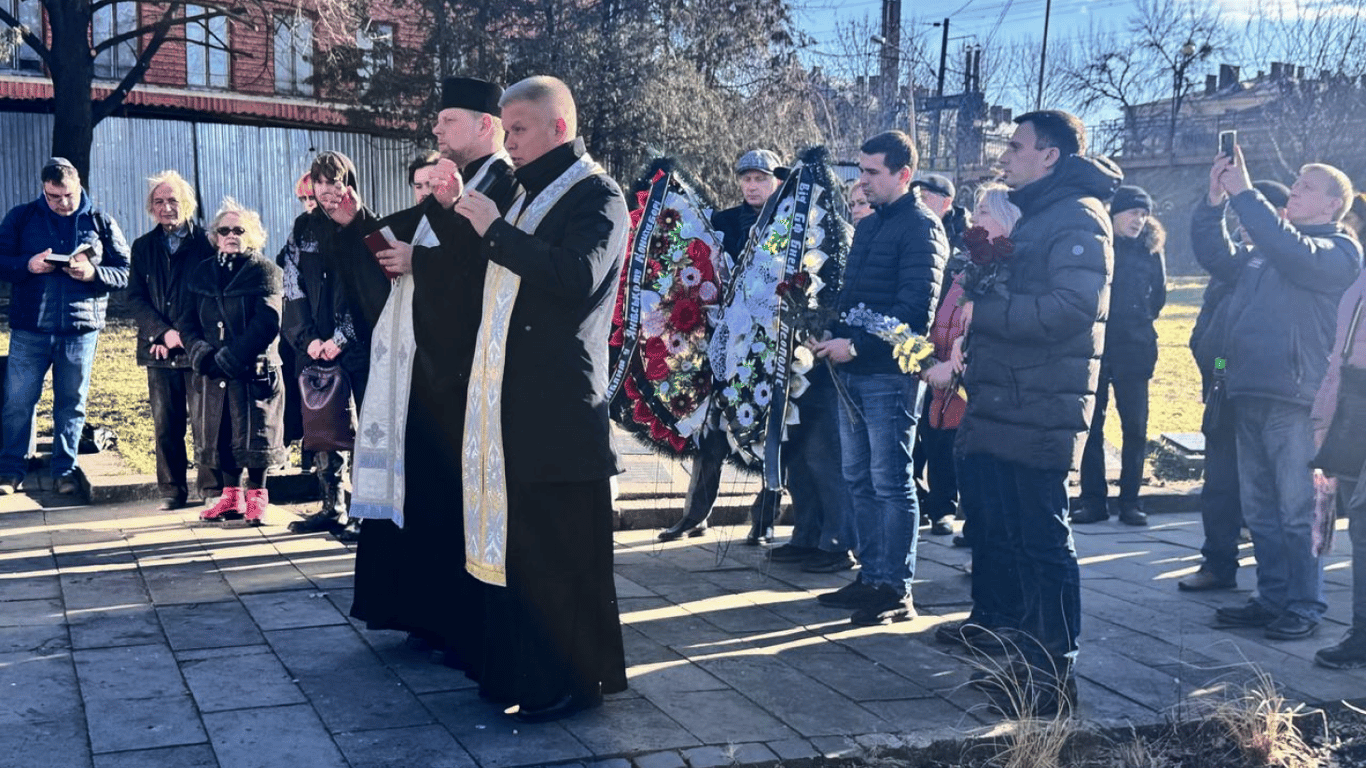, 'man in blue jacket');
1193,147,1362,640
0,157,130,495
812,130,947,626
